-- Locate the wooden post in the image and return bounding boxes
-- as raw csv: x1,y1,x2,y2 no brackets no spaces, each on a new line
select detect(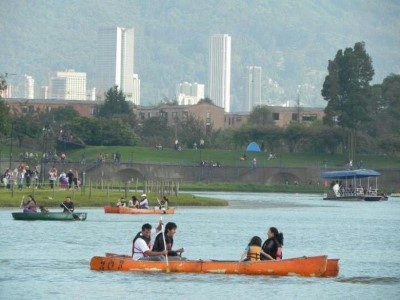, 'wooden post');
107,184,109,201
89,180,92,200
